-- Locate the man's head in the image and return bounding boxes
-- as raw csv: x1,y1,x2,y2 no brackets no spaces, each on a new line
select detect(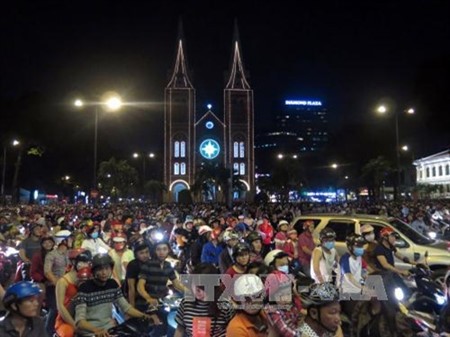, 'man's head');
92,254,114,284
3,281,42,318
133,241,150,263
153,241,170,261
29,223,43,238
232,243,251,267
303,220,315,233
